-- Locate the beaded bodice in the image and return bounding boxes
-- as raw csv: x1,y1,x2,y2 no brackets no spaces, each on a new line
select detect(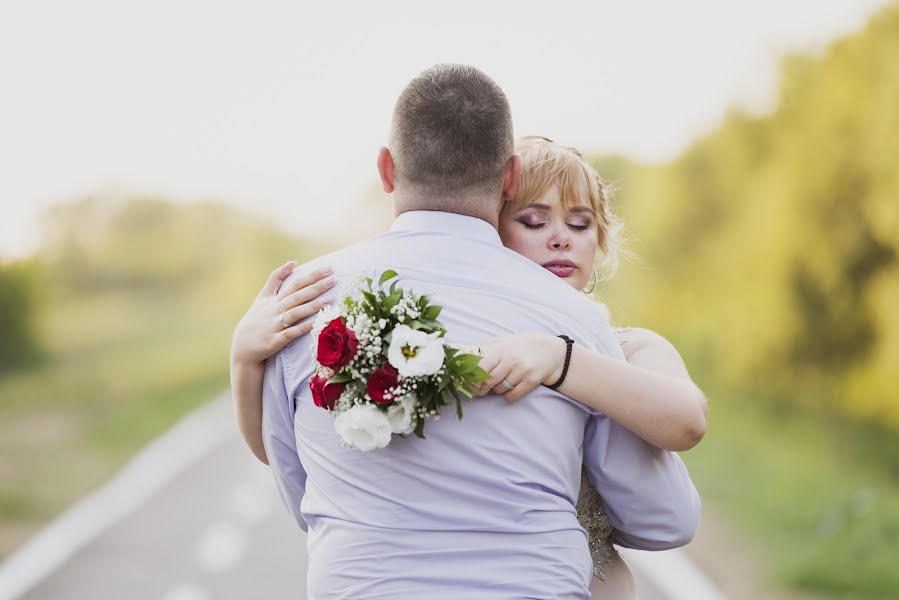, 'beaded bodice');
576,325,633,580
576,467,617,580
